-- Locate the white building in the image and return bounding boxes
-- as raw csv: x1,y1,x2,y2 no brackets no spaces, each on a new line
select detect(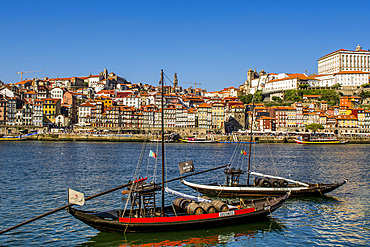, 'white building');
32,100,43,126
311,71,369,88
77,102,95,126
318,44,370,75
121,94,141,109
333,71,369,88
50,88,65,103
263,73,316,94
247,71,290,94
